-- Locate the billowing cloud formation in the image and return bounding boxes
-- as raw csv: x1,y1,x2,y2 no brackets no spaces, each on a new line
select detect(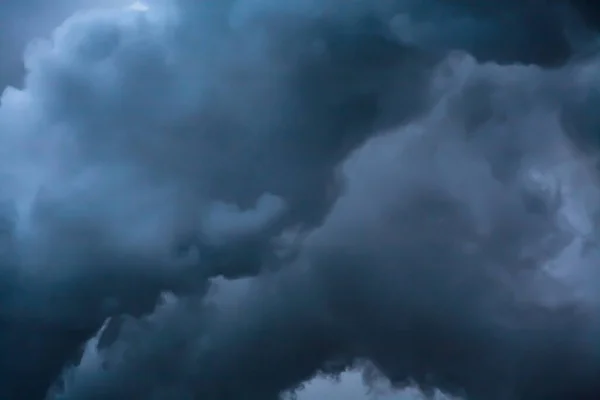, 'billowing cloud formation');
0,0,125,90
1,1,600,399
